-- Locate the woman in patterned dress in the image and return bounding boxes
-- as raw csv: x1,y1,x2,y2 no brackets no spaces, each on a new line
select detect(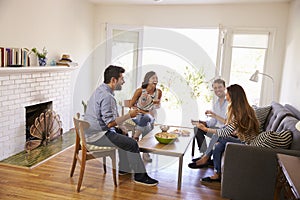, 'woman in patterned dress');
129,71,162,162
